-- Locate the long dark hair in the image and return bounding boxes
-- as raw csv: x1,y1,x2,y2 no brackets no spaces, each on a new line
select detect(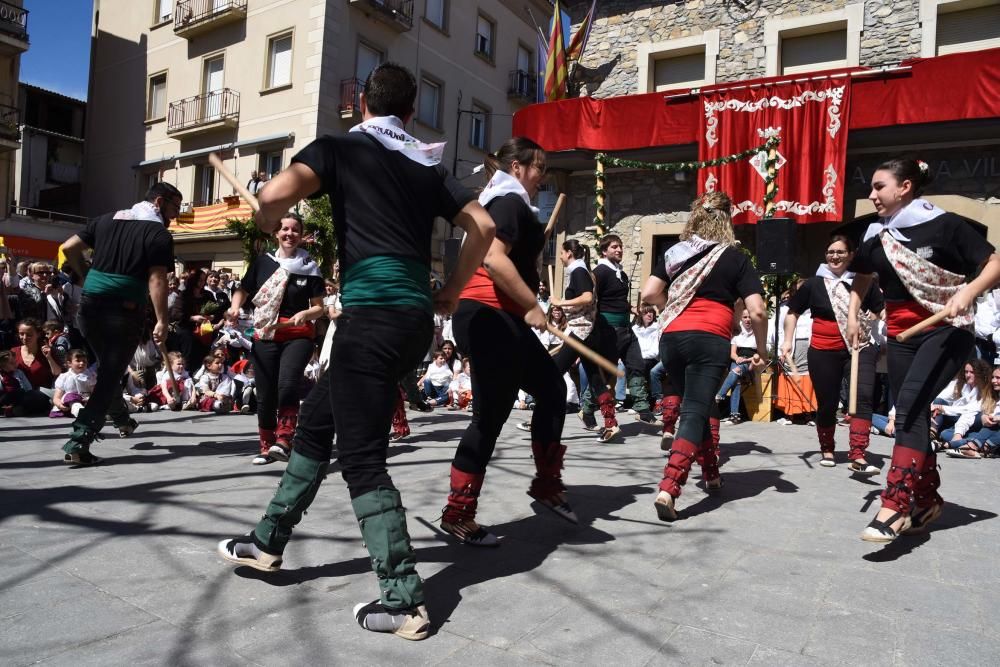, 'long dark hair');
562,238,591,268
484,136,545,181
875,158,933,197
